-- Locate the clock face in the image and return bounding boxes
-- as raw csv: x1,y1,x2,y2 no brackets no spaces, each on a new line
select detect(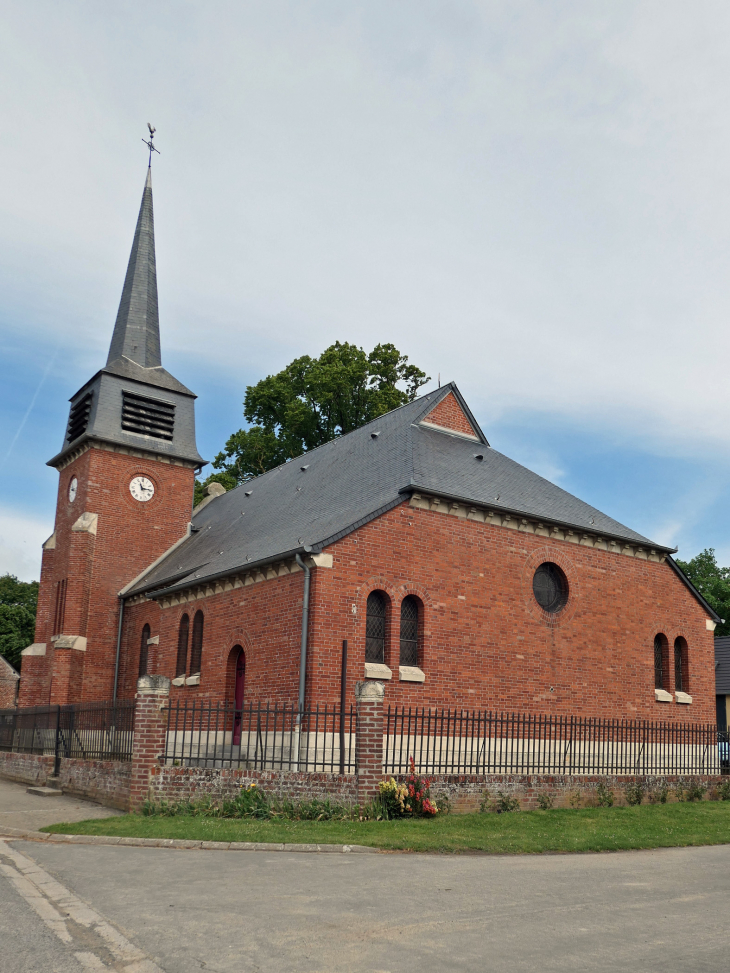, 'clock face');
129,475,155,502
68,477,78,503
